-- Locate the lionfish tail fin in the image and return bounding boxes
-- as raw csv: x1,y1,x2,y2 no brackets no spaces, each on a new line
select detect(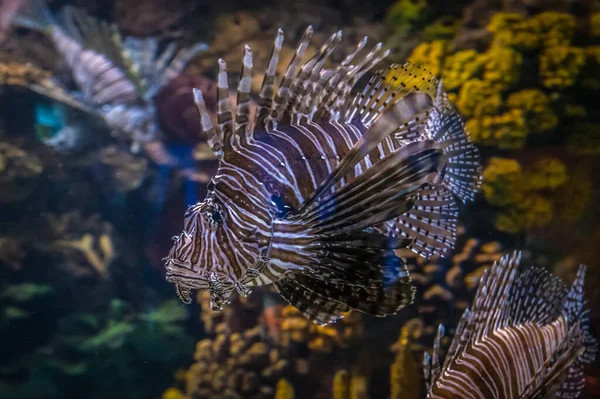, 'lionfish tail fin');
13,0,55,33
